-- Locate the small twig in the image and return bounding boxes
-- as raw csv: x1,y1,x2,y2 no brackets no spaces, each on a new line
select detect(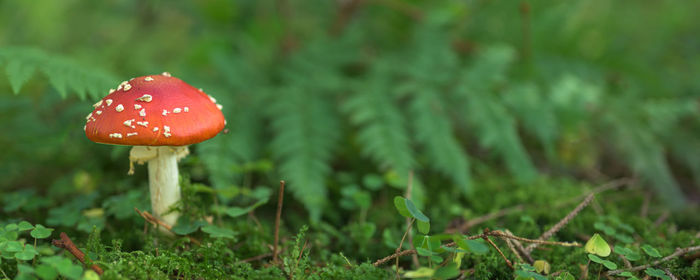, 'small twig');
506,229,533,264
482,229,513,270
134,208,201,245
504,238,524,264
662,268,679,280
273,180,285,264
52,232,104,275
395,218,415,279
289,239,308,280
606,245,700,276
526,193,594,253
373,229,579,267
238,253,274,263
